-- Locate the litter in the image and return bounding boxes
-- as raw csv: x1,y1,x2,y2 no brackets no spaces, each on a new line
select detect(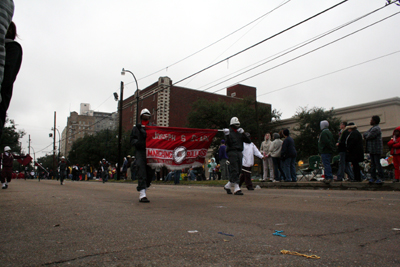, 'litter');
53,224,60,227
281,250,320,259
255,185,261,189
392,228,400,231
273,230,286,237
218,232,234,237
188,230,198,233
